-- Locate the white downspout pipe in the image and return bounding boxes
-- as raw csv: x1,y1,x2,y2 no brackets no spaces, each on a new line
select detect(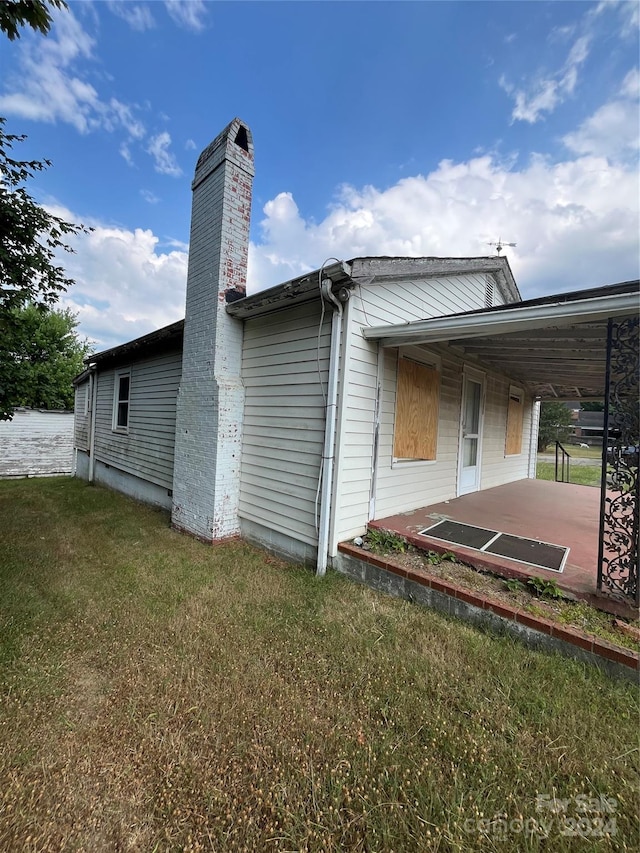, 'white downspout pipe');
88,366,98,483
316,280,344,577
